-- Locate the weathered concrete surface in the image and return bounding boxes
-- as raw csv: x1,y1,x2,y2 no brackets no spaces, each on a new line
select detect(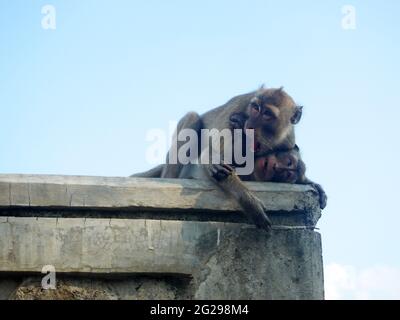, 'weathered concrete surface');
193,228,323,299
0,217,233,275
0,174,324,300
0,221,323,299
0,174,321,226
